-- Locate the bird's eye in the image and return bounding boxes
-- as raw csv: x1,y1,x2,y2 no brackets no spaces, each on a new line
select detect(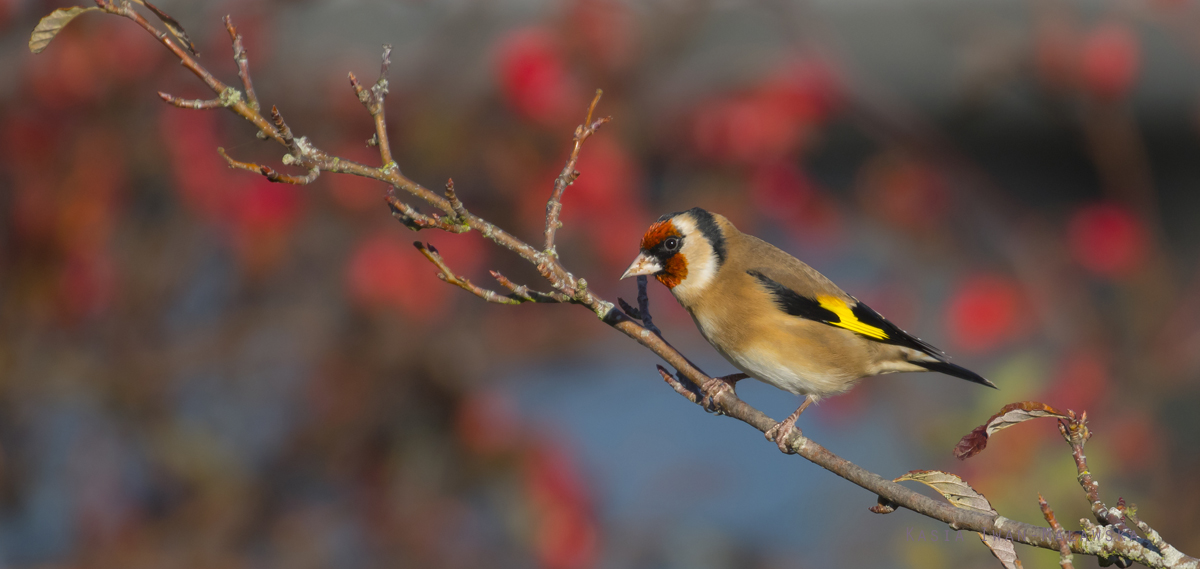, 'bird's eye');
664,237,679,251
